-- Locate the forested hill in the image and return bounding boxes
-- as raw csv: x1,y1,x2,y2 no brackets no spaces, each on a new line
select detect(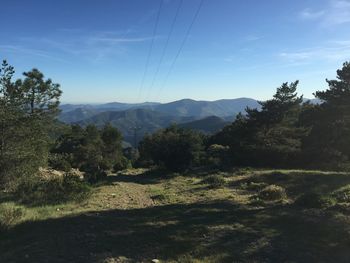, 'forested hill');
59,98,261,123
178,116,229,134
